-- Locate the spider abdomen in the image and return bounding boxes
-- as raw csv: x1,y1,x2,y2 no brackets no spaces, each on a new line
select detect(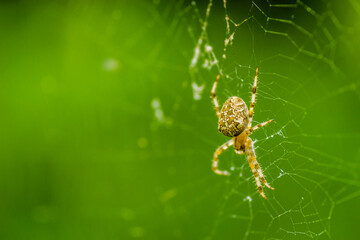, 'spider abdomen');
218,97,249,137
